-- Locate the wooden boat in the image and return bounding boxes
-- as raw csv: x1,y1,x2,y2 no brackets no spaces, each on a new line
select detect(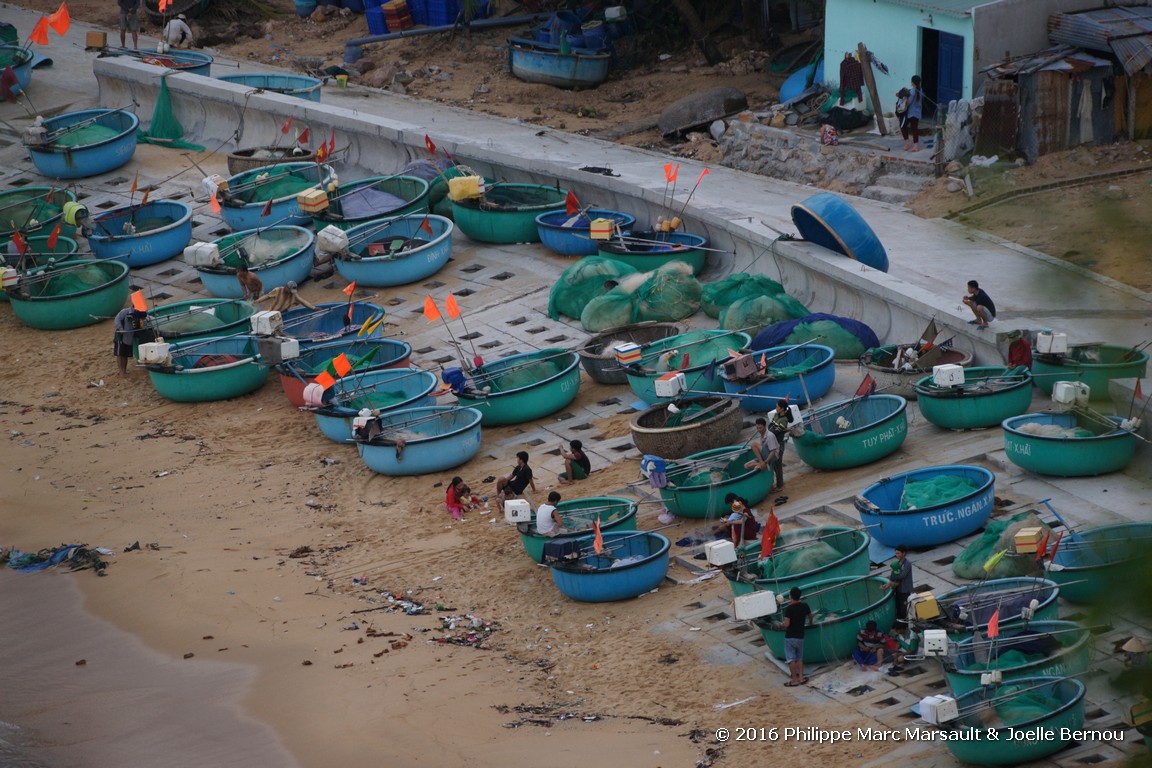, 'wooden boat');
755,575,895,664
281,301,387,347
659,446,775,519
335,214,454,287
276,337,412,407
143,0,210,24
719,343,836,410
87,200,194,267
915,366,1033,430
2,235,79,269
312,176,430,231
859,344,974,400
1032,343,1148,397
0,186,76,249
196,225,315,298
790,192,889,272
452,184,567,244
1048,522,1152,604
227,146,317,177
26,109,139,179
793,394,908,470
725,526,871,599
1002,412,1139,477
354,406,484,475
146,299,257,343
144,335,270,402
548,531,671,602
509,38,612,89
940,677,1086,765
216,73,323,102
219,163,334,231
596,231,709,275
929,578,1061,635
103,47,213,76
630,396,743,460
309,368,439,443
577,322,683,385
7,260,130,330
535,209,636,256
519,496,638,562
0,45,33,96
623,330,751,405
944,621,1093,695
453,349,581,426
855,464,994,548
